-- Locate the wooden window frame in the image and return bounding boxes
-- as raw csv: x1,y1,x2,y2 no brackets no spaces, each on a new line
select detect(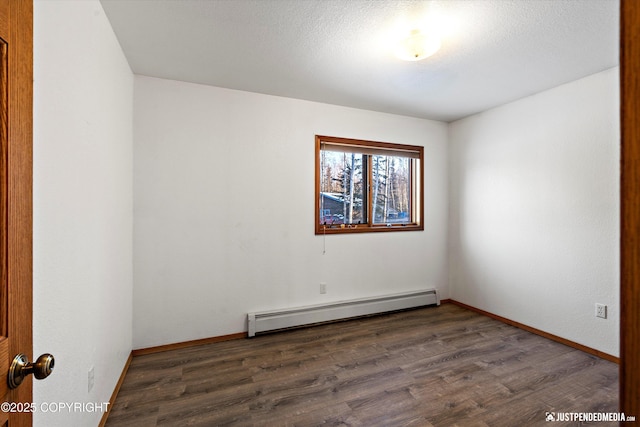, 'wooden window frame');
315,135,424,235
